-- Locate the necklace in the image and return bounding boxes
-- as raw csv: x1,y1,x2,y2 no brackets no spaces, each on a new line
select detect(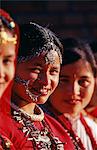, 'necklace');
20,104,44,122
12,103,64,150
11,102,44,122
